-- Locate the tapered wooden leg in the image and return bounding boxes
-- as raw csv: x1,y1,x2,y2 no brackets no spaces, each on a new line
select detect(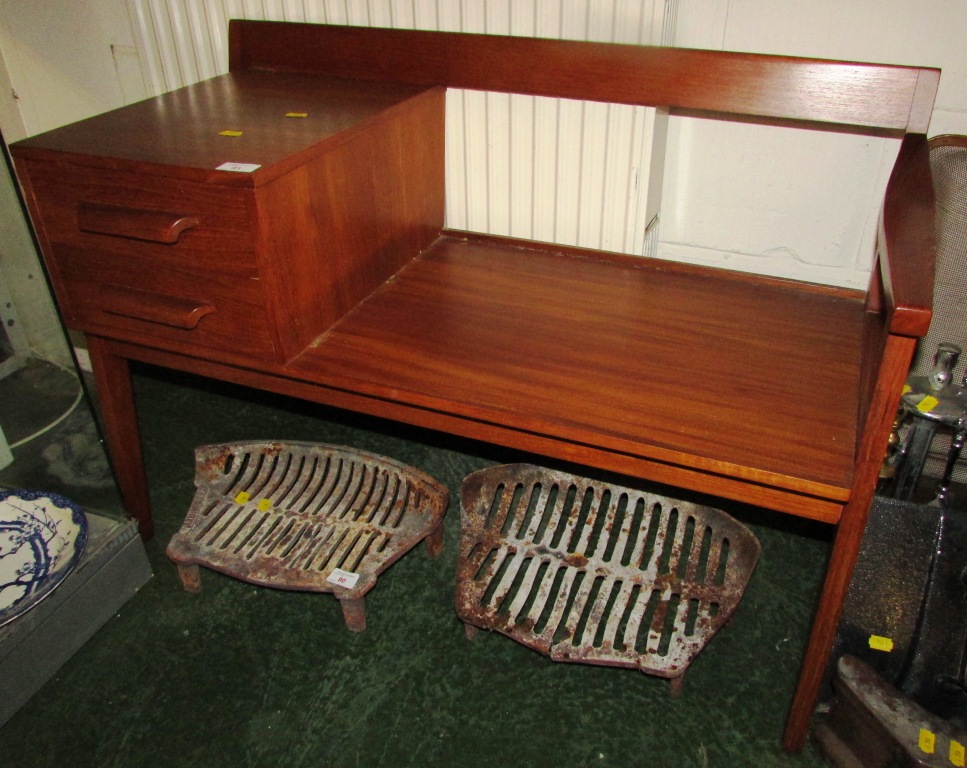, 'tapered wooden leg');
425,520,444,558
177,564,203,593
339,596,366,632
86,335,154,540
782,335,916,753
